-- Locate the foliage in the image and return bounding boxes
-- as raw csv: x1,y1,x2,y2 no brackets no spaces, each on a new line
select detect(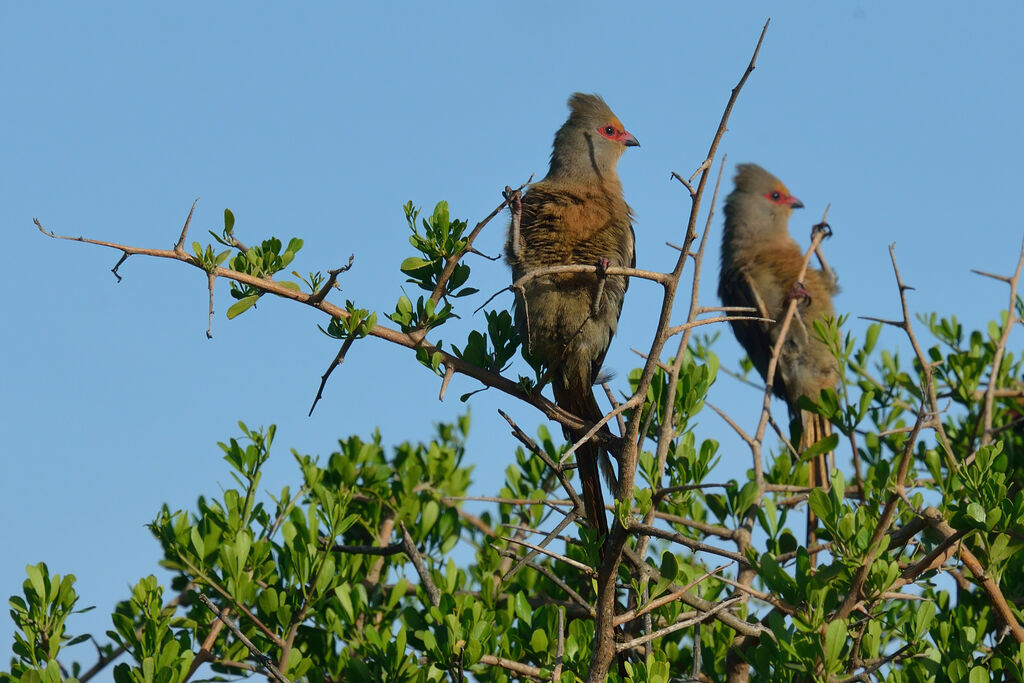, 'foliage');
10,193,1024,681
